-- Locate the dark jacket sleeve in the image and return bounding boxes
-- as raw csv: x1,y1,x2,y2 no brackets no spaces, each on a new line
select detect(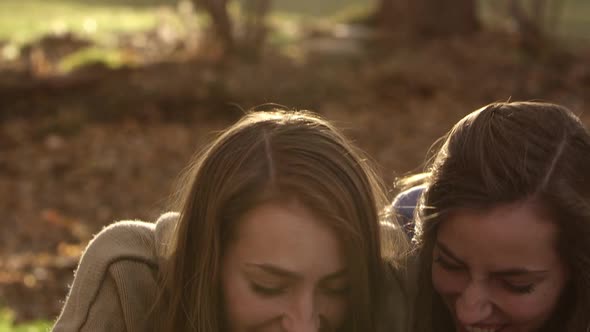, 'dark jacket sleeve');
391,185,425,238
